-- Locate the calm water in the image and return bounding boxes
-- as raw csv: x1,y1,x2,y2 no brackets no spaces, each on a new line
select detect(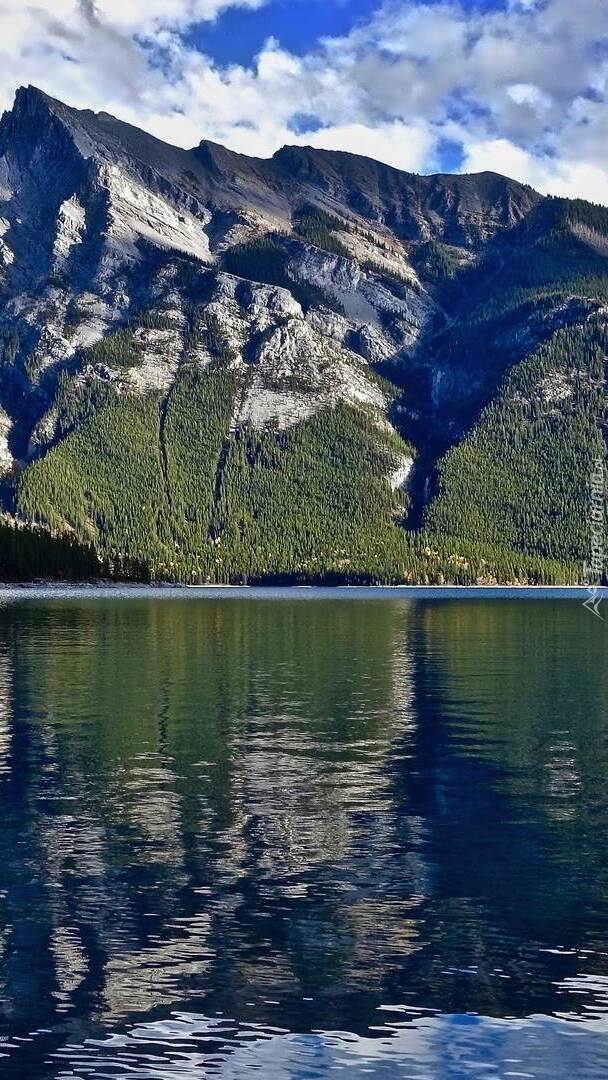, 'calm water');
0,588,607,1078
